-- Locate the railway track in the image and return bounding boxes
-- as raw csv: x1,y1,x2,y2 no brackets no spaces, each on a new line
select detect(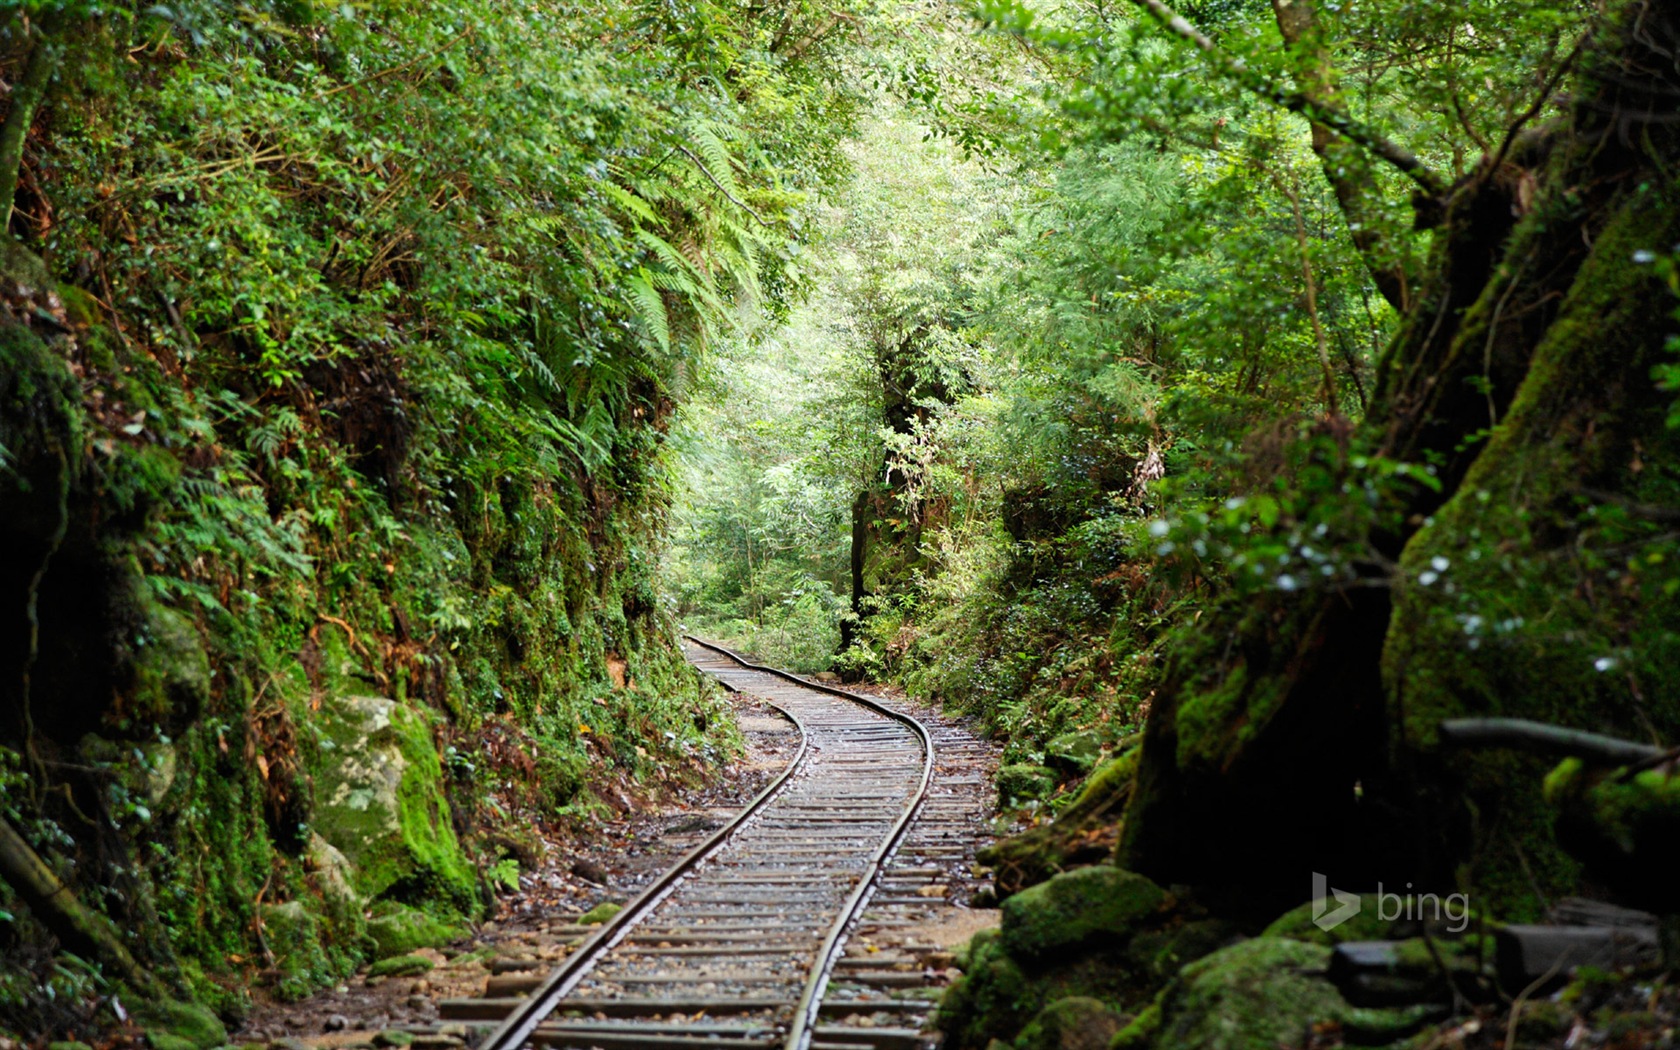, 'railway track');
435,638,994,1050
